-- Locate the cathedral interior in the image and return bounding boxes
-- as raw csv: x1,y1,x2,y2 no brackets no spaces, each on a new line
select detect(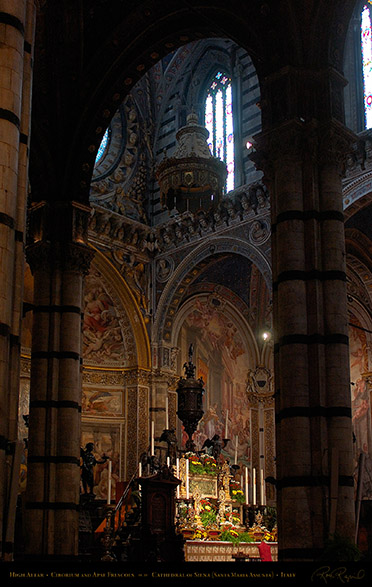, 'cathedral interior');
2,0,372,566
